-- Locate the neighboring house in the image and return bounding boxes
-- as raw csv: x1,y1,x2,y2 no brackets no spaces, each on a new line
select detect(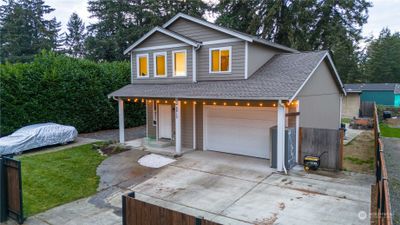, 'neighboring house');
109,13,345,172
343,83,400,118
